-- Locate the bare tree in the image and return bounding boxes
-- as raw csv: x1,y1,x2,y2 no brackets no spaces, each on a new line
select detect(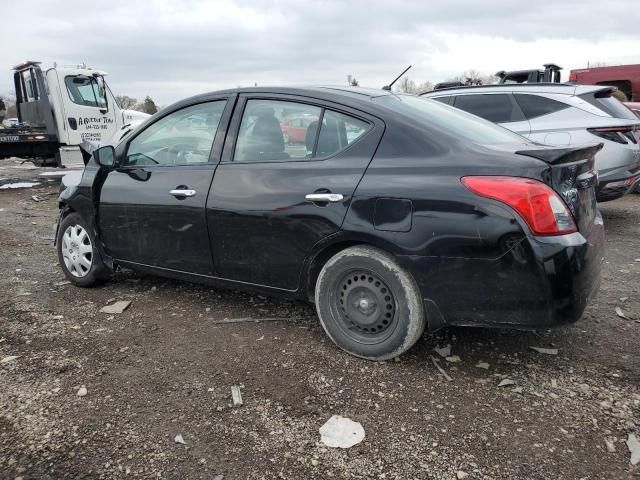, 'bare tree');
115,95,139,110
347,75,359,86
395,77,418,94
416,81,434,94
